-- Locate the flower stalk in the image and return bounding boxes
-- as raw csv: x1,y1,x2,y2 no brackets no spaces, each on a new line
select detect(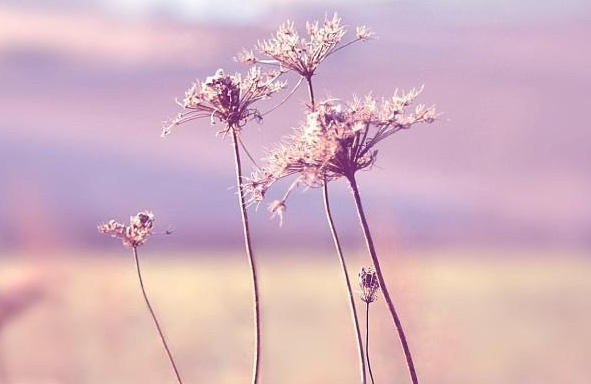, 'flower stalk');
231,128,262,384
133,246,184,384
240,16,431,384
349,176,419,384
98,212,184,384
323,182,367,384
365,301,375,384
305,76,316,110
309,73,366,384
163,67,285,384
